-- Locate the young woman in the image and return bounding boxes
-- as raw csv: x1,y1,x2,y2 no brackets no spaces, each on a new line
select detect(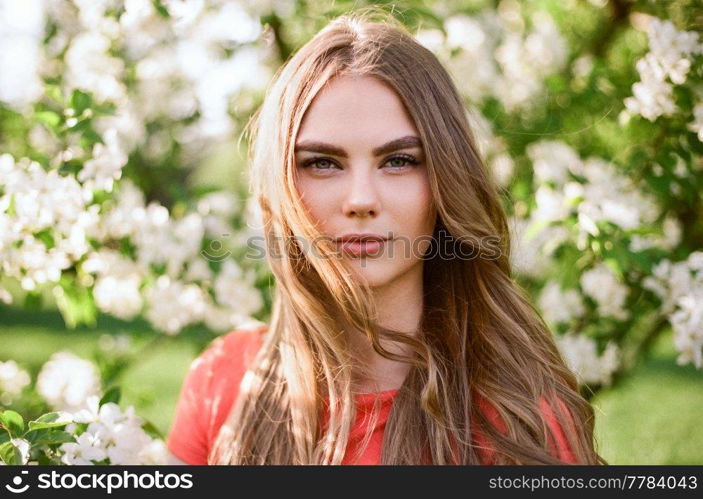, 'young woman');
166,9,606,465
